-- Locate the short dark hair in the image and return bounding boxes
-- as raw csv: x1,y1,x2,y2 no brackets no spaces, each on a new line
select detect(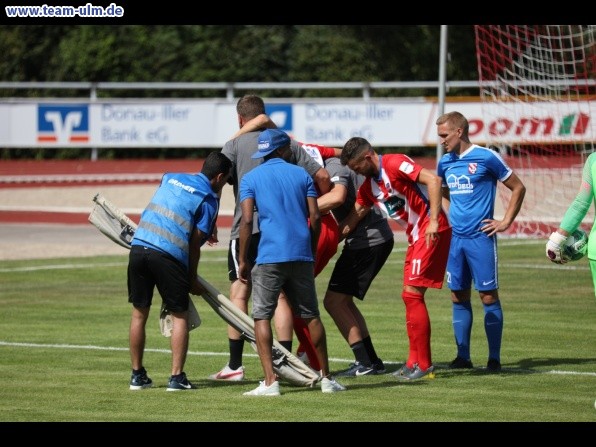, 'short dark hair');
201,151,232,180
236,94,265,120
340,137,372,166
